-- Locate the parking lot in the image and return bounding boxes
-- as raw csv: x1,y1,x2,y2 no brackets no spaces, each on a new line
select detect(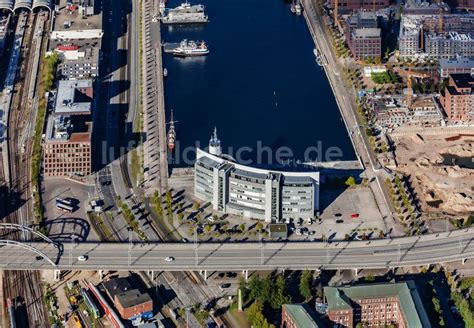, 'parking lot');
43,178,98,241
